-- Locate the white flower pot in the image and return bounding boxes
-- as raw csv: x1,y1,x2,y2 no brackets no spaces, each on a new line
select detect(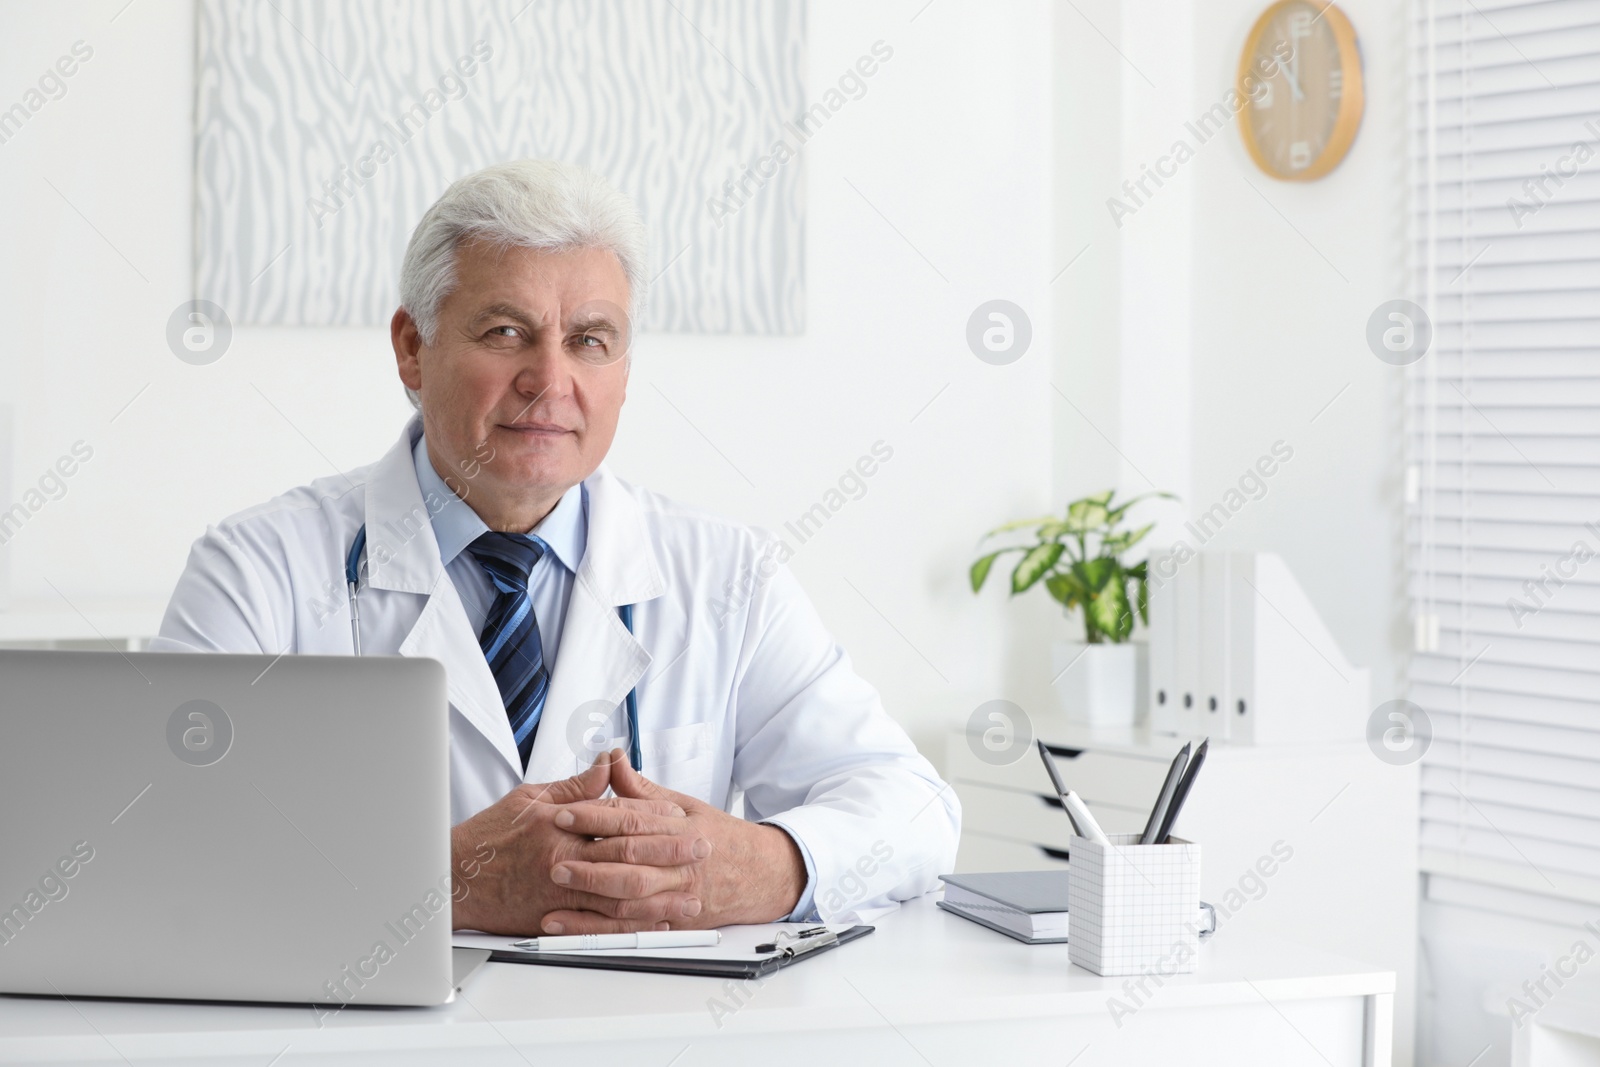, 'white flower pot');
1050,641,1146,726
